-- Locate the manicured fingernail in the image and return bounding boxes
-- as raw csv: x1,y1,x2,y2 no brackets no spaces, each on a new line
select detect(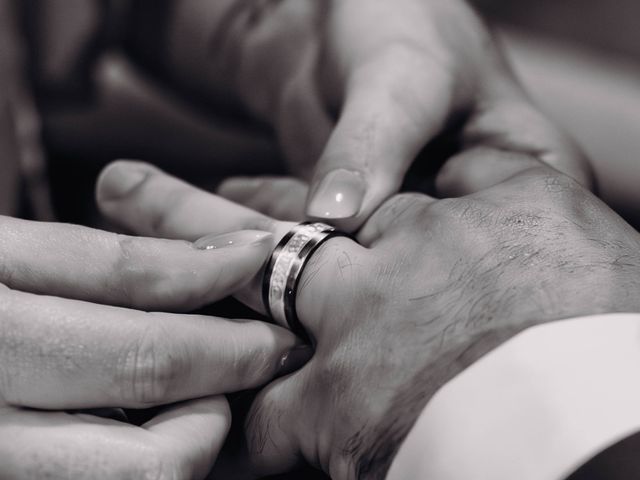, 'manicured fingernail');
194,230,273,250
306,169,366,219
277,345,314,377
99,162,149,201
